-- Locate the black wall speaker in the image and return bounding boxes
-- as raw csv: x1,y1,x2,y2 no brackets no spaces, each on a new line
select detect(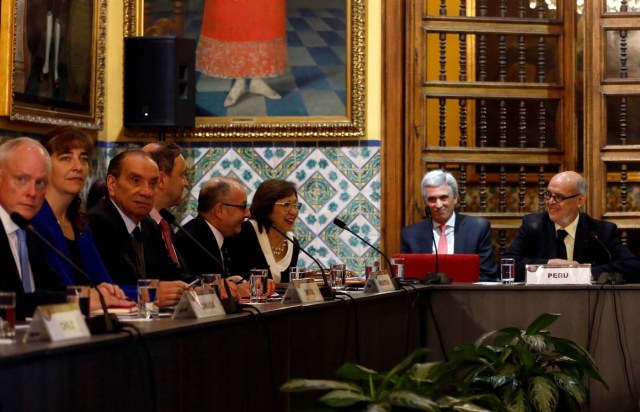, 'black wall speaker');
124,36,196,128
